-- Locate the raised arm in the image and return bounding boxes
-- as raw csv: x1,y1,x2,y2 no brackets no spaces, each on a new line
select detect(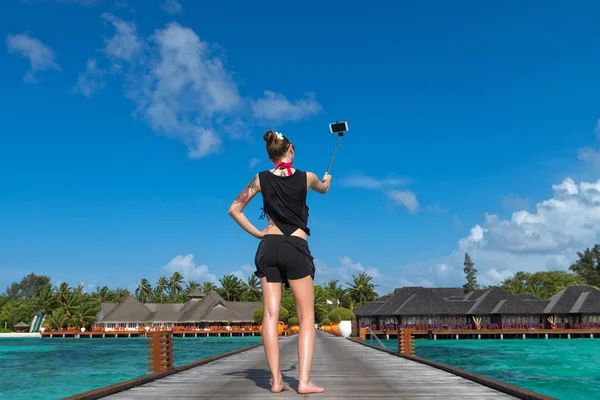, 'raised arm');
228,174,264,238
307,172,332,194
